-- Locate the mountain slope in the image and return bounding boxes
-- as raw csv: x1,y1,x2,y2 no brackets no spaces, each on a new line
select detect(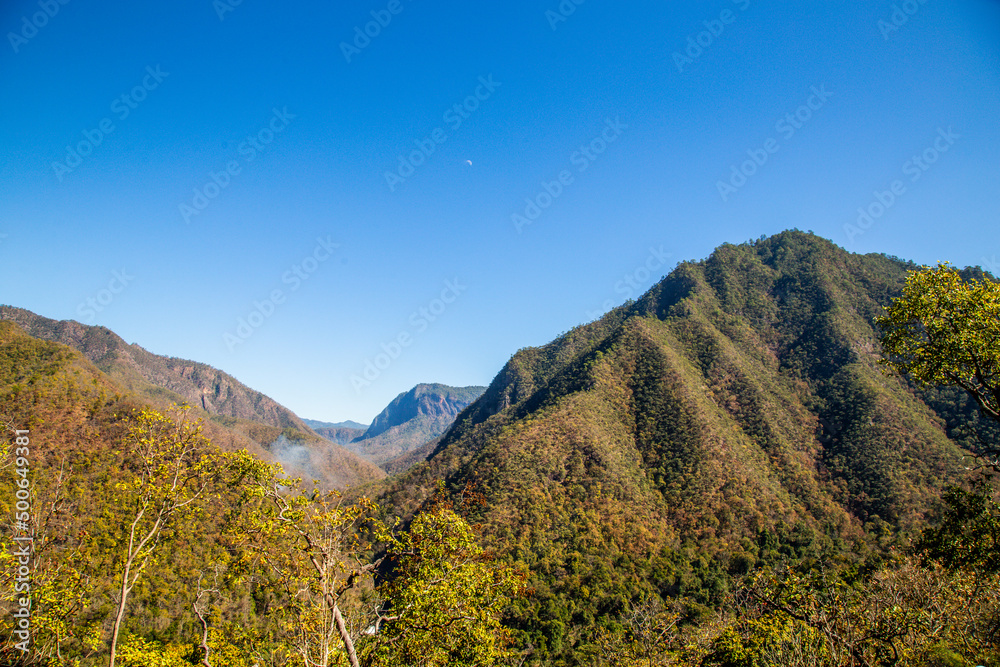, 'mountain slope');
0,306,309,429
0,308,385,489
337,383,486,467
303,419,369,431
309,424,368,446
379,231,969,662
